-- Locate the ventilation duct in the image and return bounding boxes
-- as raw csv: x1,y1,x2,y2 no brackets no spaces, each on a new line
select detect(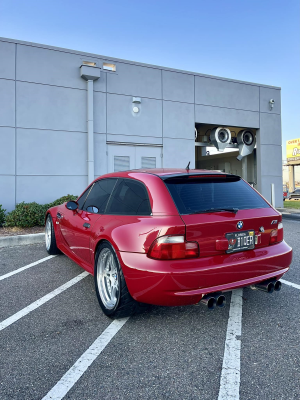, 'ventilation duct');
210,127,231,152
236,130,256,161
